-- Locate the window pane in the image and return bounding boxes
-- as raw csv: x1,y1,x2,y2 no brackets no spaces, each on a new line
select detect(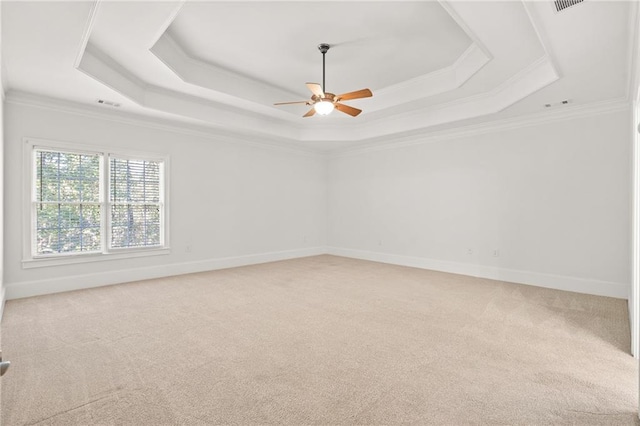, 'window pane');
32,147,166,258
36,203,101,254
110,158,160,203
36,150,100,203
111,204,161,248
